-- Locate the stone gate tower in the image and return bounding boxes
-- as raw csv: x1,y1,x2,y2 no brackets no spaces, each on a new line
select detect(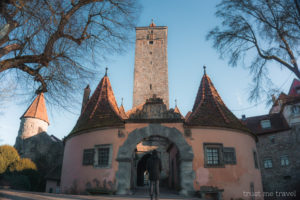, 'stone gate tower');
133,21,169,108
